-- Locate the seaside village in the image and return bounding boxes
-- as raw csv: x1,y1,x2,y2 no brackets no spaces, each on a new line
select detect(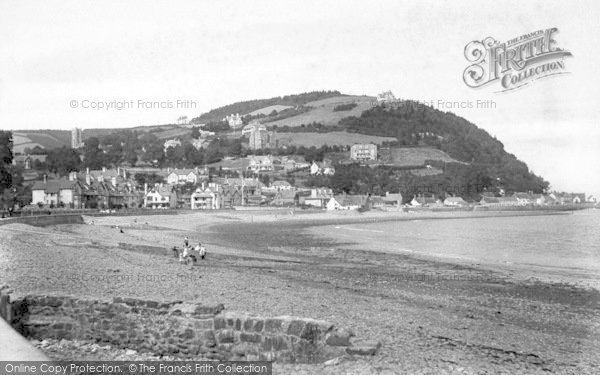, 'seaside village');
13,125,593,214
